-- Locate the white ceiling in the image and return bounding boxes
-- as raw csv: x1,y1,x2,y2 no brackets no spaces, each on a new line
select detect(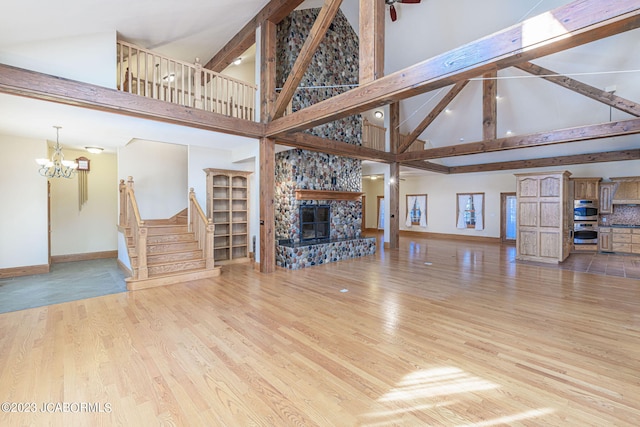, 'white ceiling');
1,0,639,169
